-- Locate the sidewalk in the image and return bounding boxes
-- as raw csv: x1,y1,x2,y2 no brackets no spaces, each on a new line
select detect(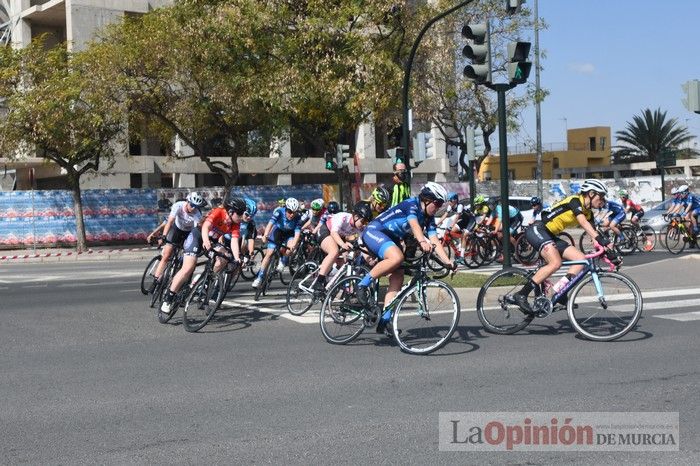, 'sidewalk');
0,244,158,263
